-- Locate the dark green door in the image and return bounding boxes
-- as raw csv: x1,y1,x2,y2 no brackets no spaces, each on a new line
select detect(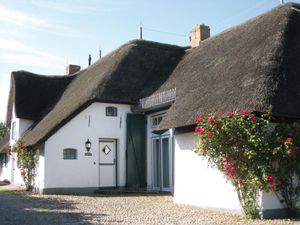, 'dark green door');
126,114,147,188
